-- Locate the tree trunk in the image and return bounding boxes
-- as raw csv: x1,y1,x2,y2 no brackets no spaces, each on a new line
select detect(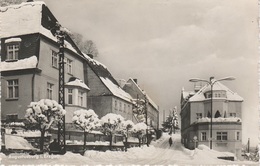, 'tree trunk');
109,133,113,150
40,129,45,151
125,136,128,152
84,131,87,151
138,137,141,147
